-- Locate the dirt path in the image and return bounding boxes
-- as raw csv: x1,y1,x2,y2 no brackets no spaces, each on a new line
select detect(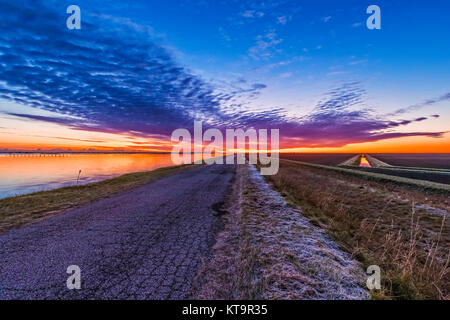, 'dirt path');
0,164,235,299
